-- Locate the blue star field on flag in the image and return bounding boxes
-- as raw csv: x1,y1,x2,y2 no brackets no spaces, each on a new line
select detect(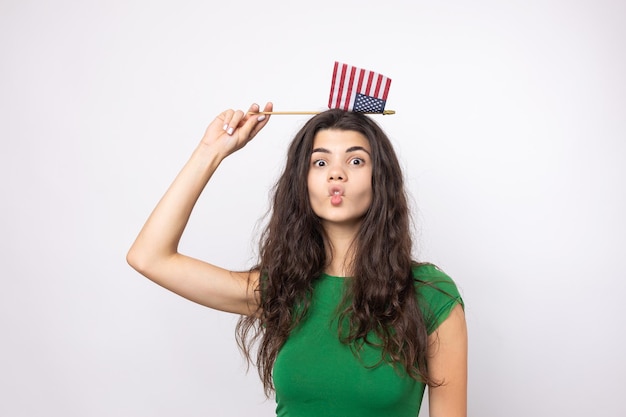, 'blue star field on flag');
353,93,386,113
